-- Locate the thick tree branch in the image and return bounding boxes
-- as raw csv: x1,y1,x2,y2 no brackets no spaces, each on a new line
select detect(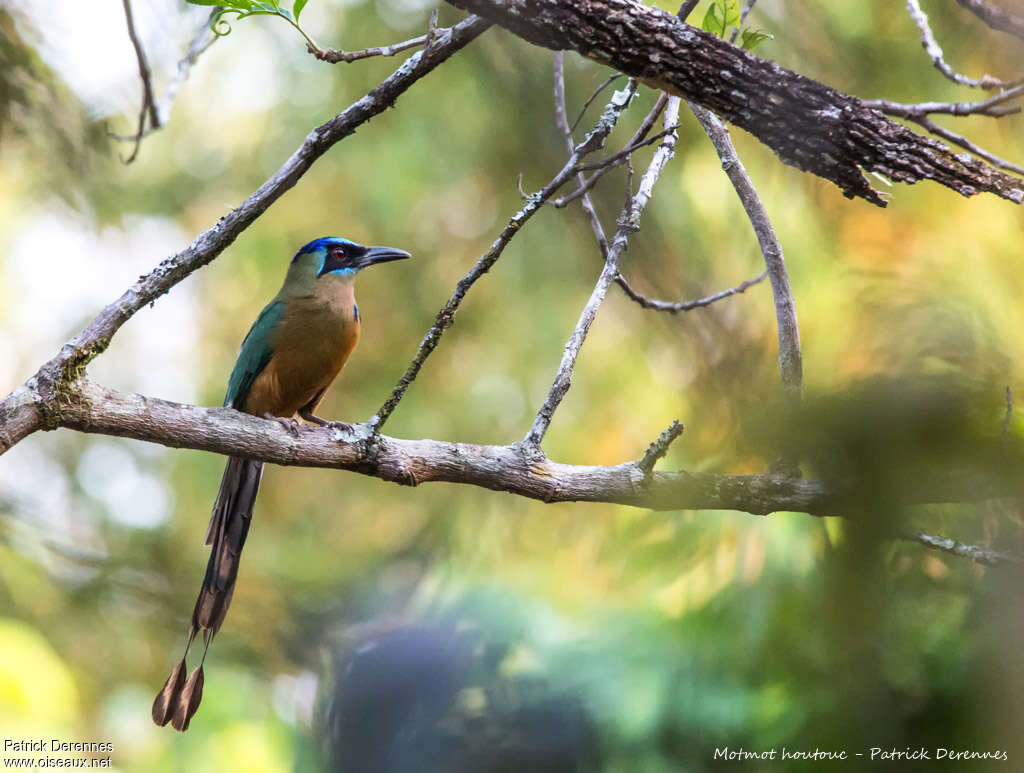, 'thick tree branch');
0,14,490,458
41,380,1024,520
444,0,1024,206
